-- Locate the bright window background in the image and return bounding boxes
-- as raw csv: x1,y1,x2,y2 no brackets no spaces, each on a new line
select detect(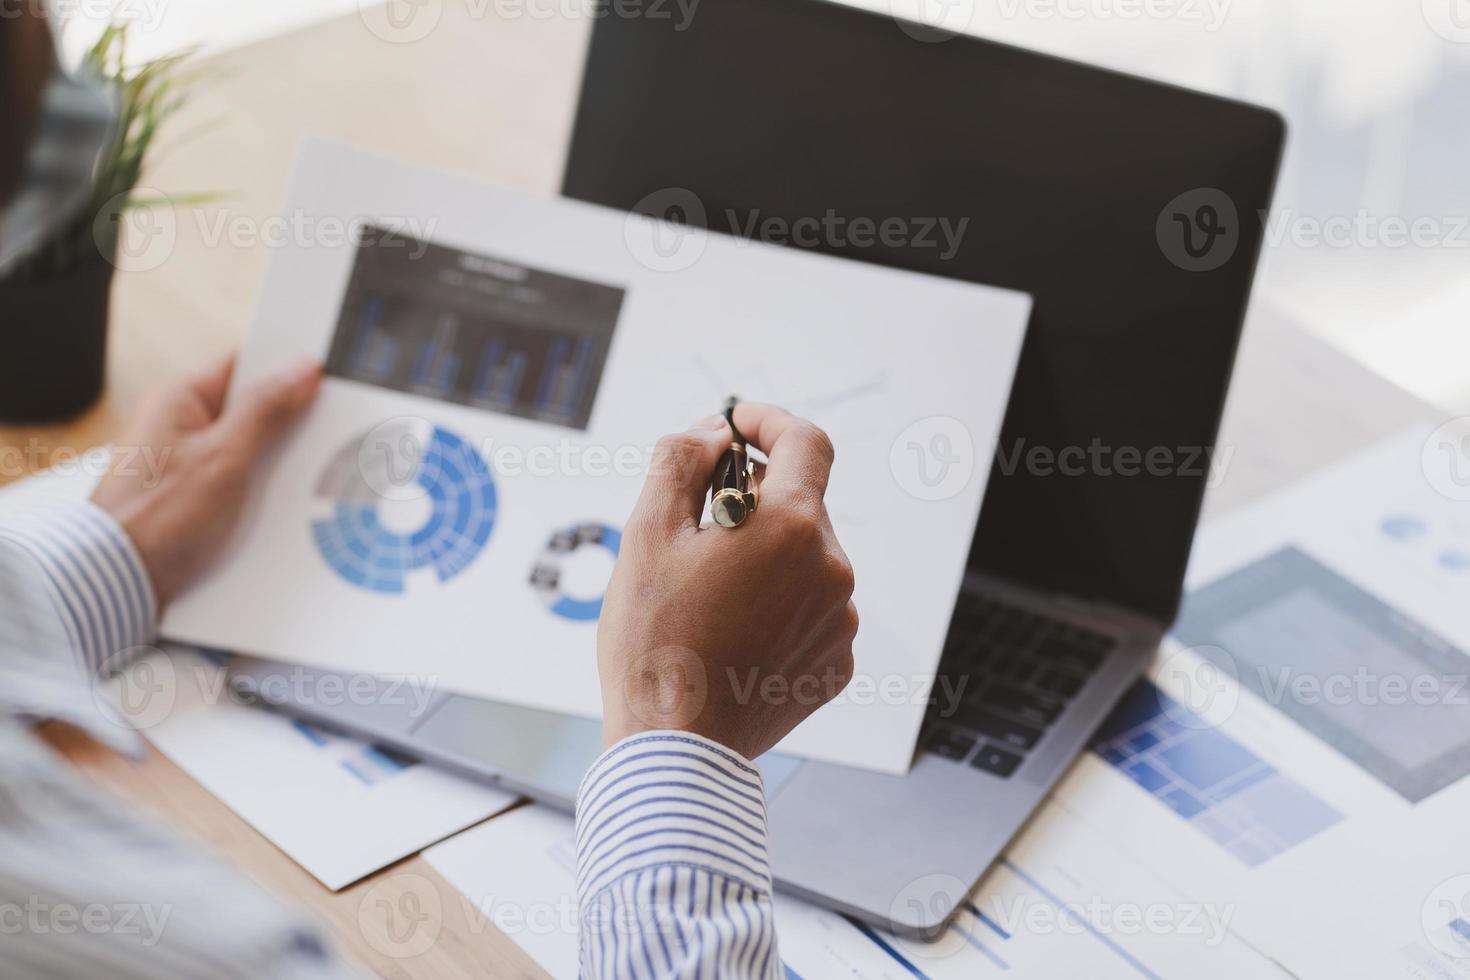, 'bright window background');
58,0,1470,412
